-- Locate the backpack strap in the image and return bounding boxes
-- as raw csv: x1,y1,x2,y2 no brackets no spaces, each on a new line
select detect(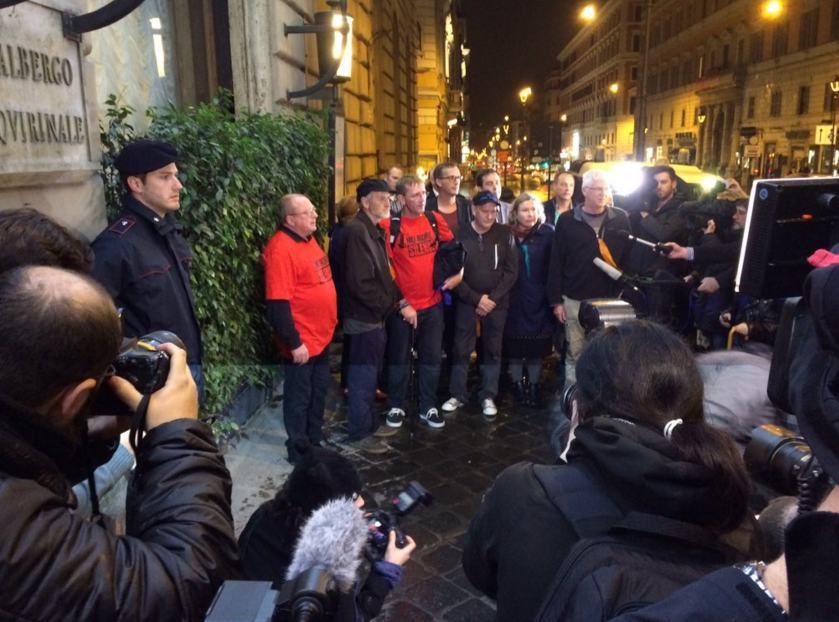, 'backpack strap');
389,215,401,249
612,512,726,557
532,464,625,538
425,211,441,243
